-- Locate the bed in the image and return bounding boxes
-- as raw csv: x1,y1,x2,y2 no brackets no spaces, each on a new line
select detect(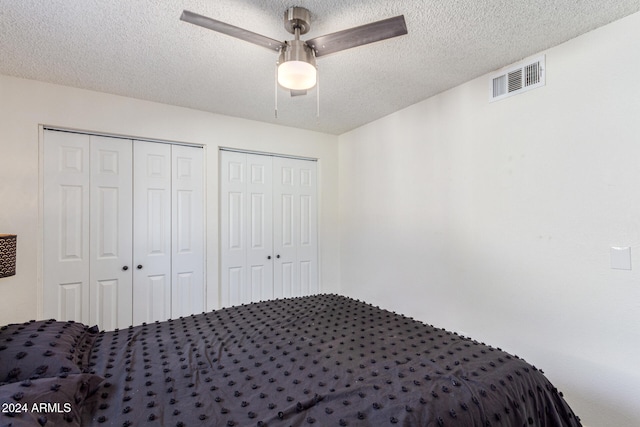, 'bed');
1,294,581,426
